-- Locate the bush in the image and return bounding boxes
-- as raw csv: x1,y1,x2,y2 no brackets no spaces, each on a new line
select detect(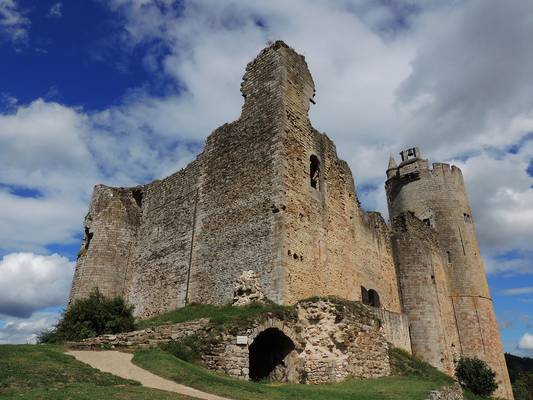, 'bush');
513,371,533,400
38,288,135,343
159,336,200,363
455,357,498,397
